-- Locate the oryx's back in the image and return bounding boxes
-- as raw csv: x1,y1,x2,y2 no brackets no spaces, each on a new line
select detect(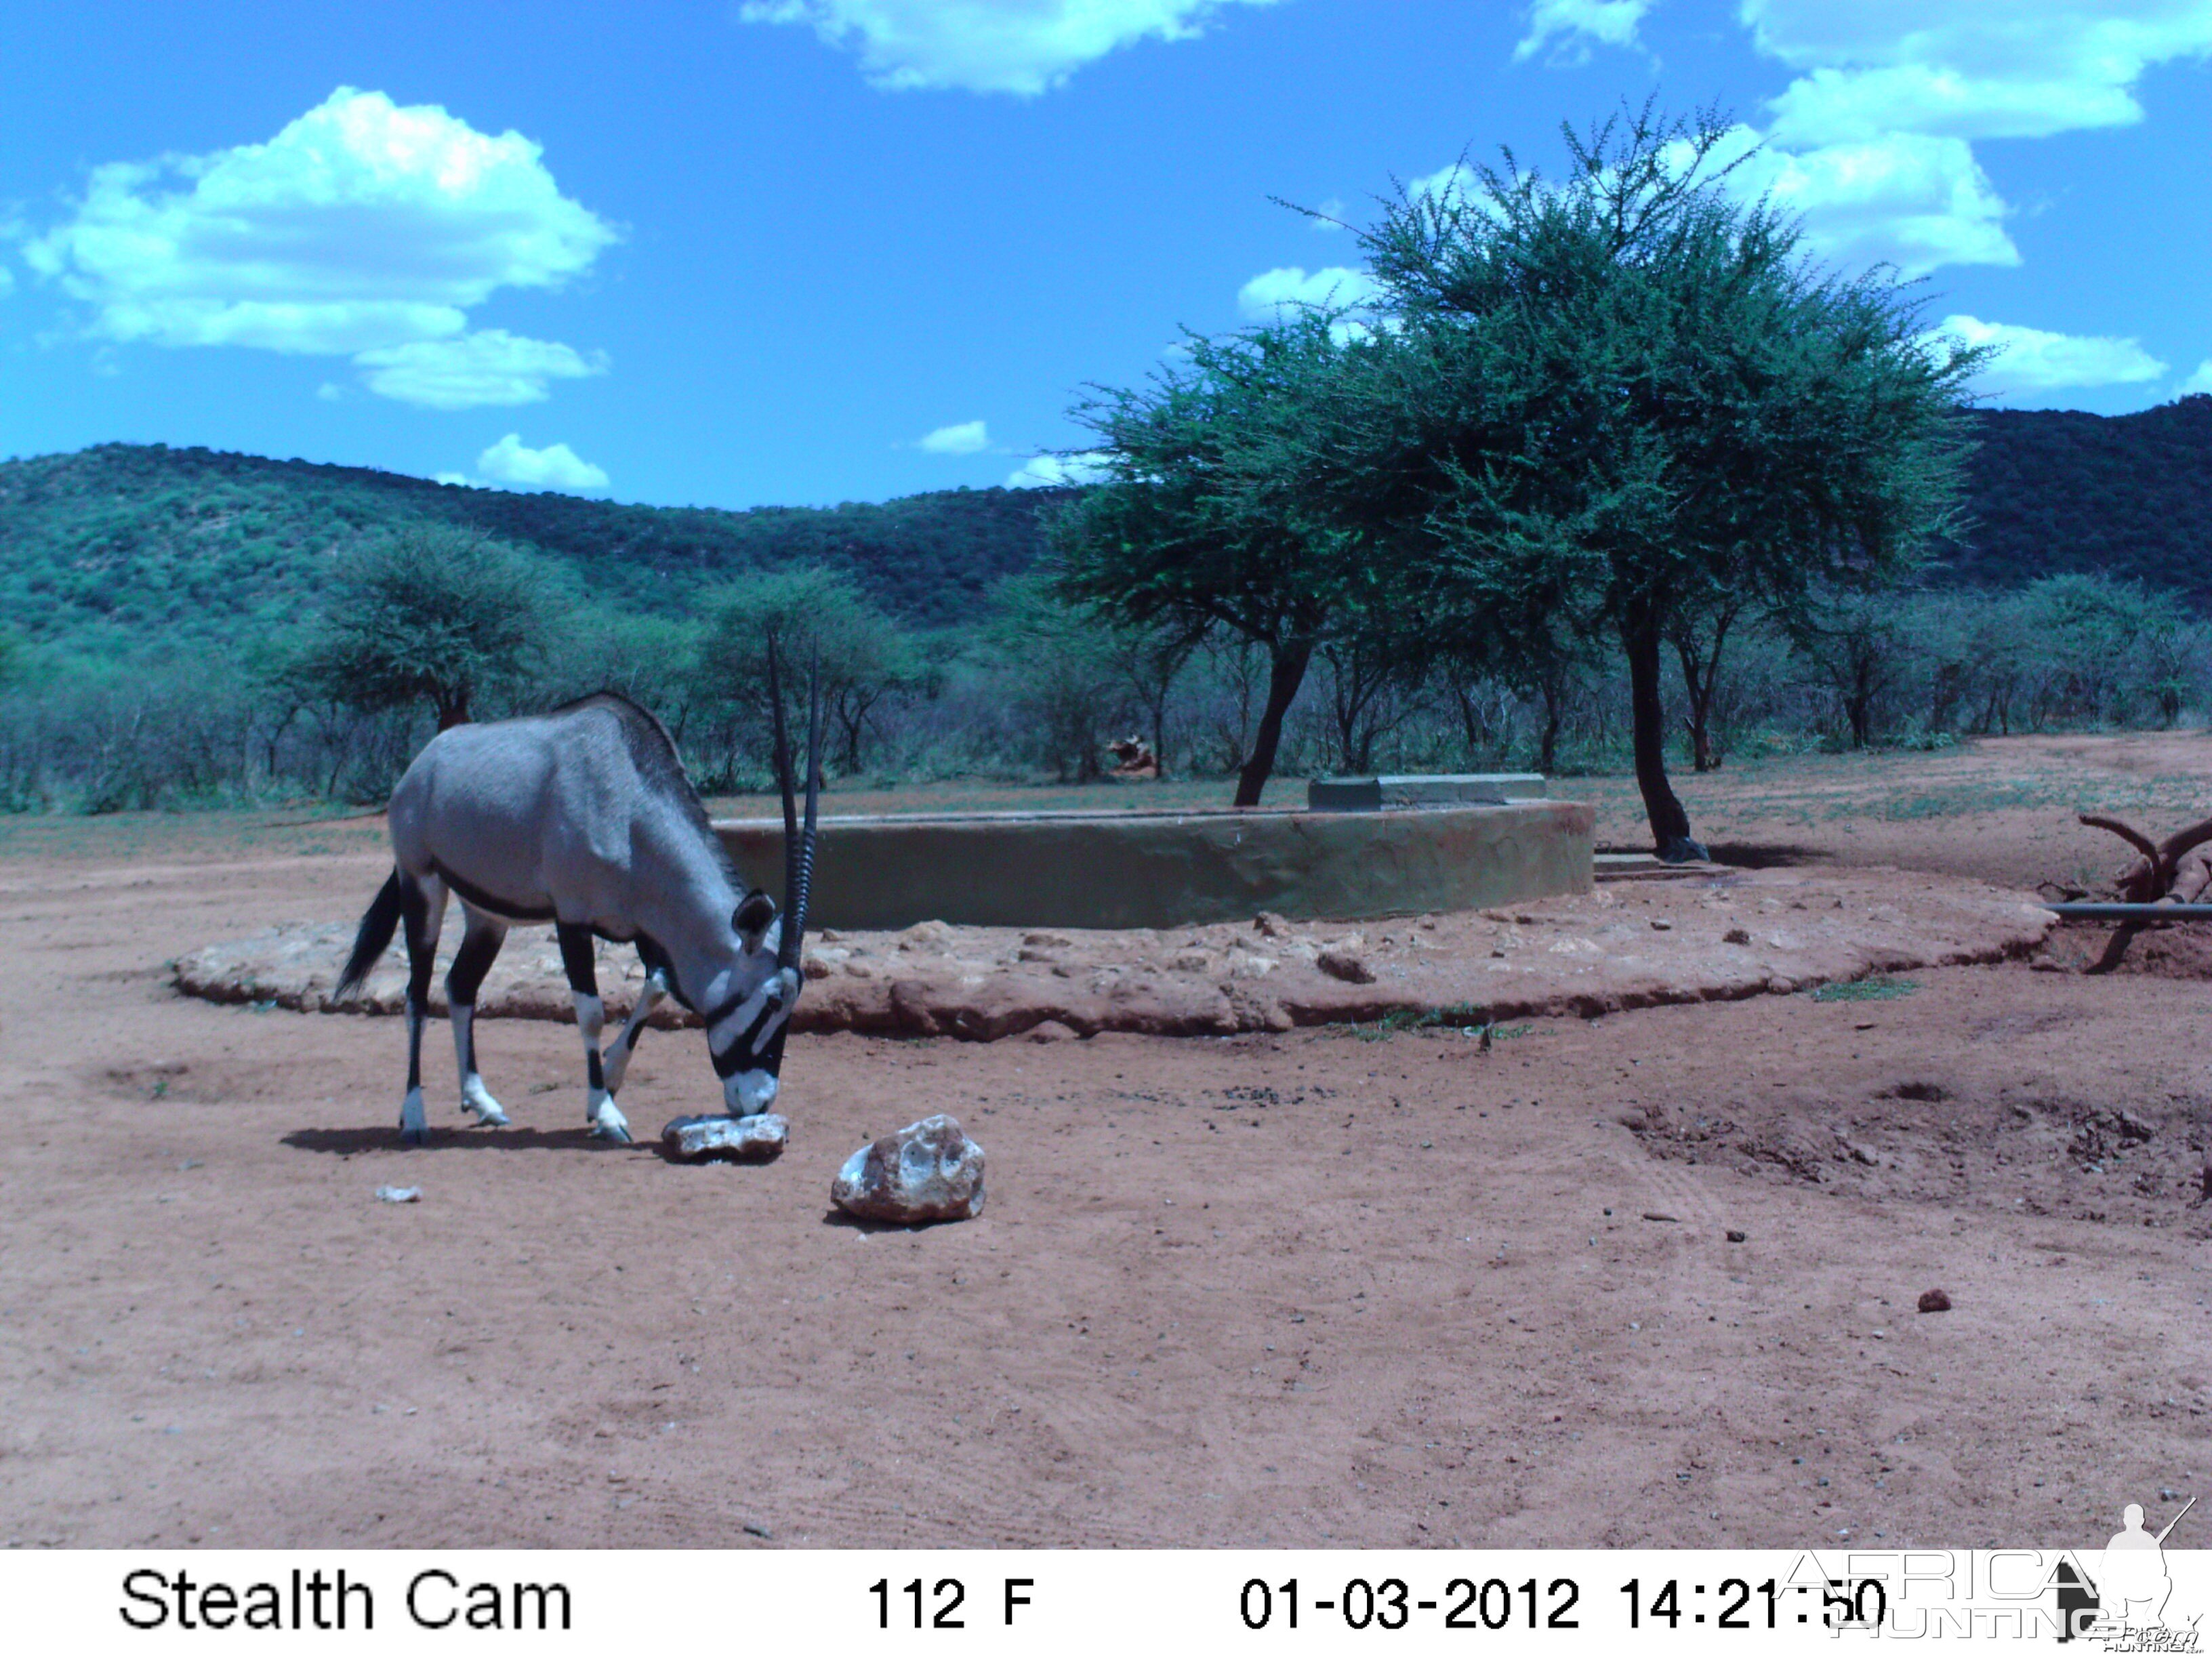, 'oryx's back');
388,693,727,928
